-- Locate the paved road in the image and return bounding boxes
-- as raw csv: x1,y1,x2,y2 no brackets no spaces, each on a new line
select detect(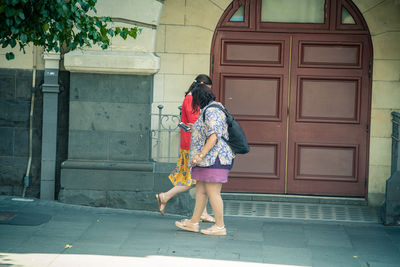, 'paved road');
0,196,399,267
